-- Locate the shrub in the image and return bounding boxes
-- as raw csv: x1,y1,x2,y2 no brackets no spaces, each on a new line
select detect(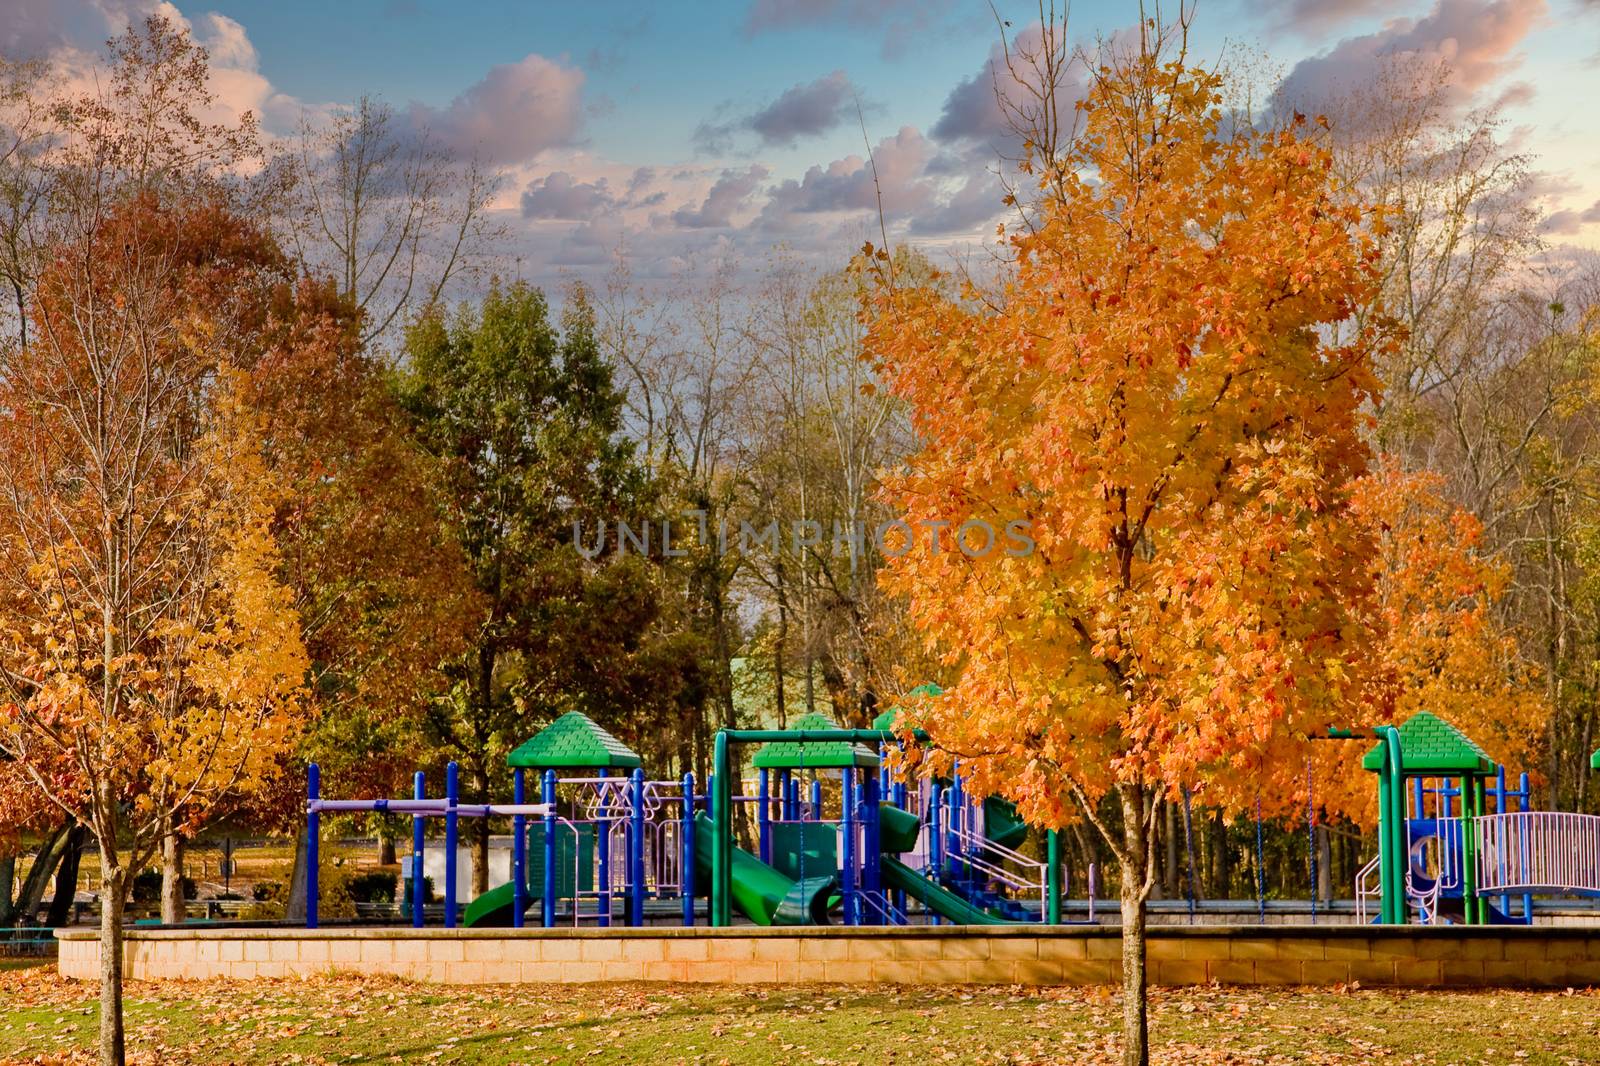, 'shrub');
130,870,161,903
402,874,435,908
347,871,397,904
